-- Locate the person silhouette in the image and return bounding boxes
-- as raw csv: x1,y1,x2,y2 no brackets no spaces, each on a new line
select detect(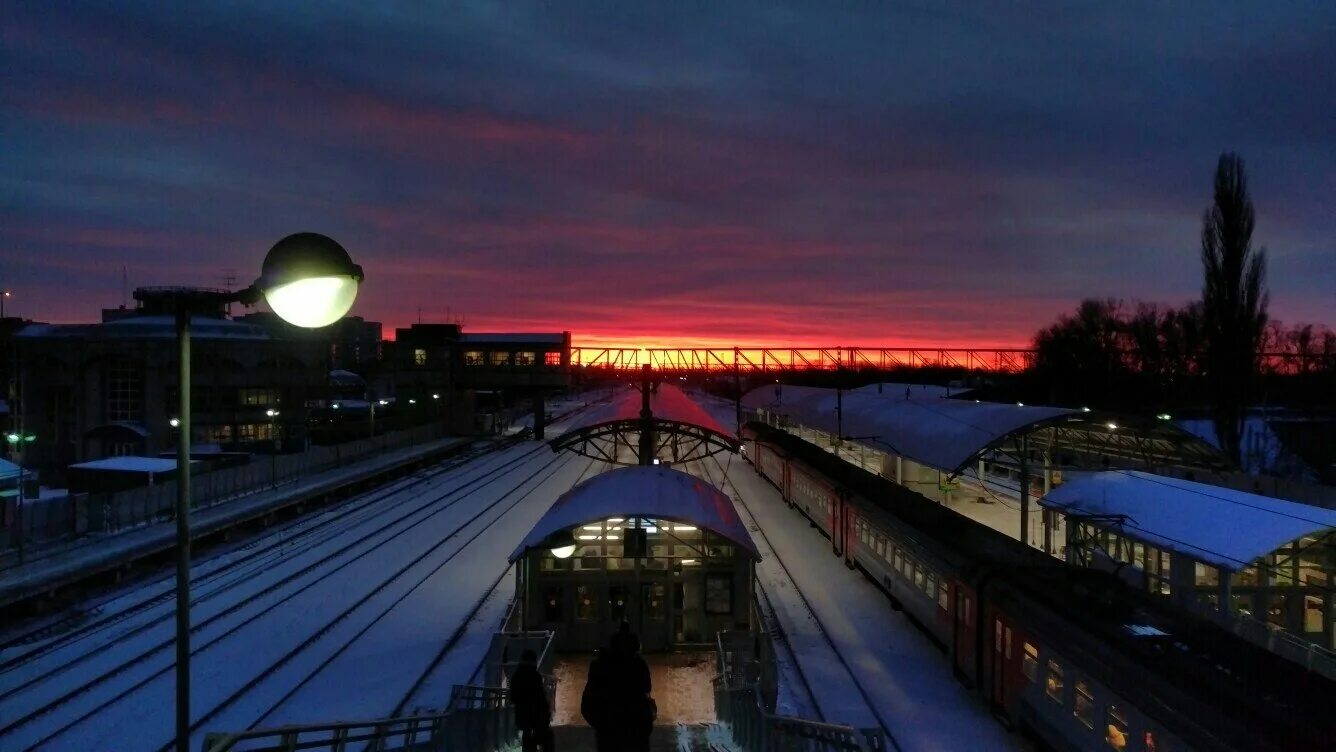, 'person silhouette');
510,649,553,752
581,622,653,752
